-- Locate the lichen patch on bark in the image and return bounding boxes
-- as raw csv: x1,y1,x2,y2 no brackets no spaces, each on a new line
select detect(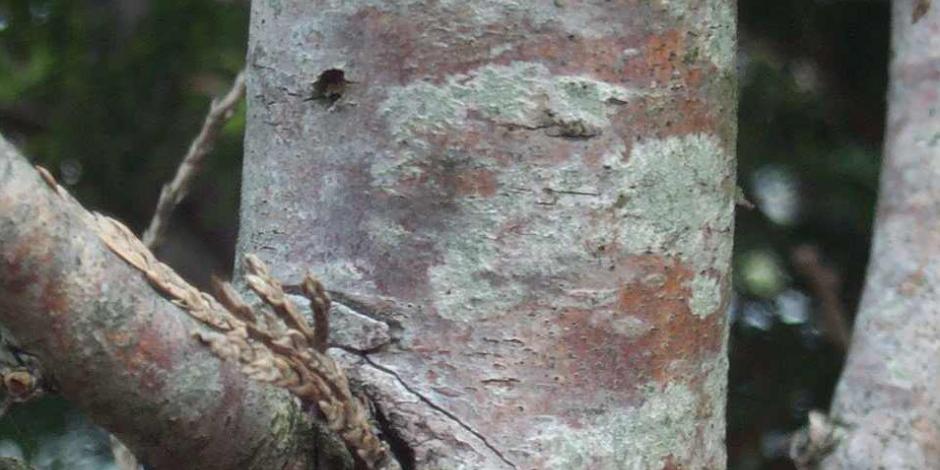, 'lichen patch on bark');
619,133,734,318
528,378,724,469
658,0,736,71
375,61,639,186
